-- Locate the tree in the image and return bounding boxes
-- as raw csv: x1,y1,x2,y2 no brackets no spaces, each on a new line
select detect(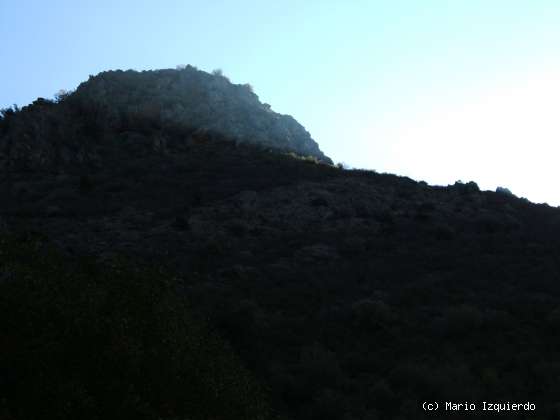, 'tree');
54,89,72,102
